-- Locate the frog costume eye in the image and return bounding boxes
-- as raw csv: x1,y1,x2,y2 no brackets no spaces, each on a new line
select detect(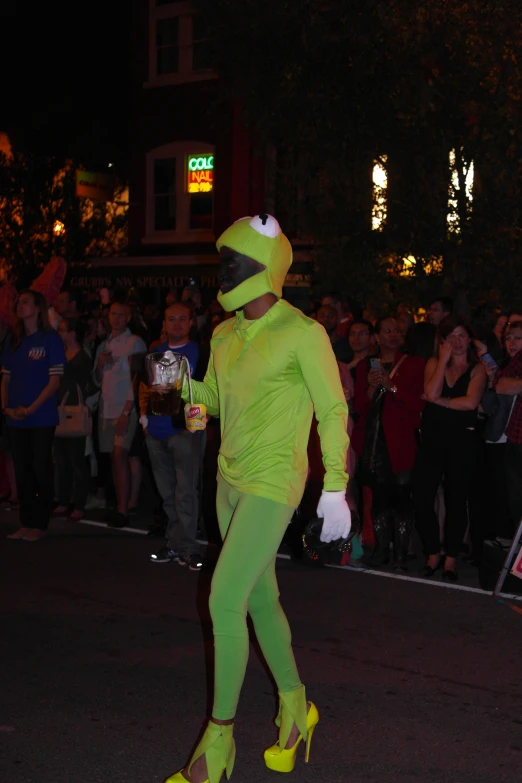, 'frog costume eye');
216,214,293,312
